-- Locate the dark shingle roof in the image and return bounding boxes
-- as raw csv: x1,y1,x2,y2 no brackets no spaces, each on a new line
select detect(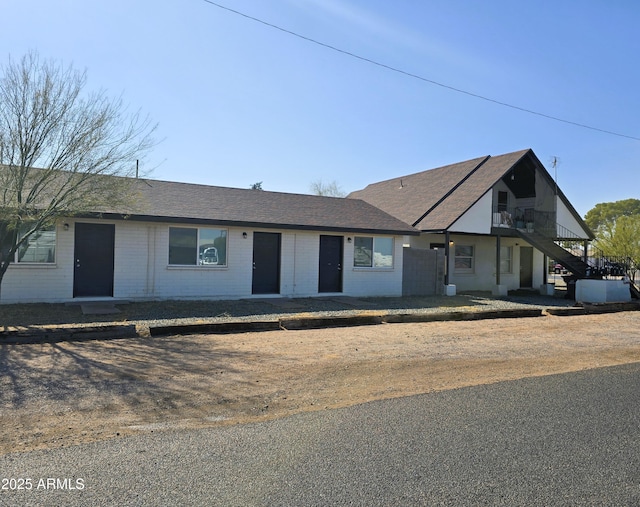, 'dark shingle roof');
349,149,532,231
102,178,419,236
